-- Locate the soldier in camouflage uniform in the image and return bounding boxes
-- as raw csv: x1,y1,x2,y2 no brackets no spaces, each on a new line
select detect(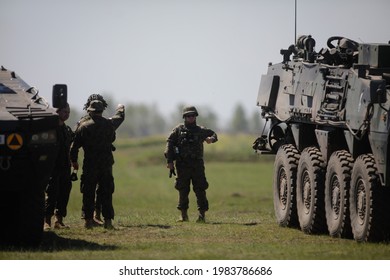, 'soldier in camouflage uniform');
70,100,117,229
44,103,74,230
75,94,125,224
165,106,218,222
